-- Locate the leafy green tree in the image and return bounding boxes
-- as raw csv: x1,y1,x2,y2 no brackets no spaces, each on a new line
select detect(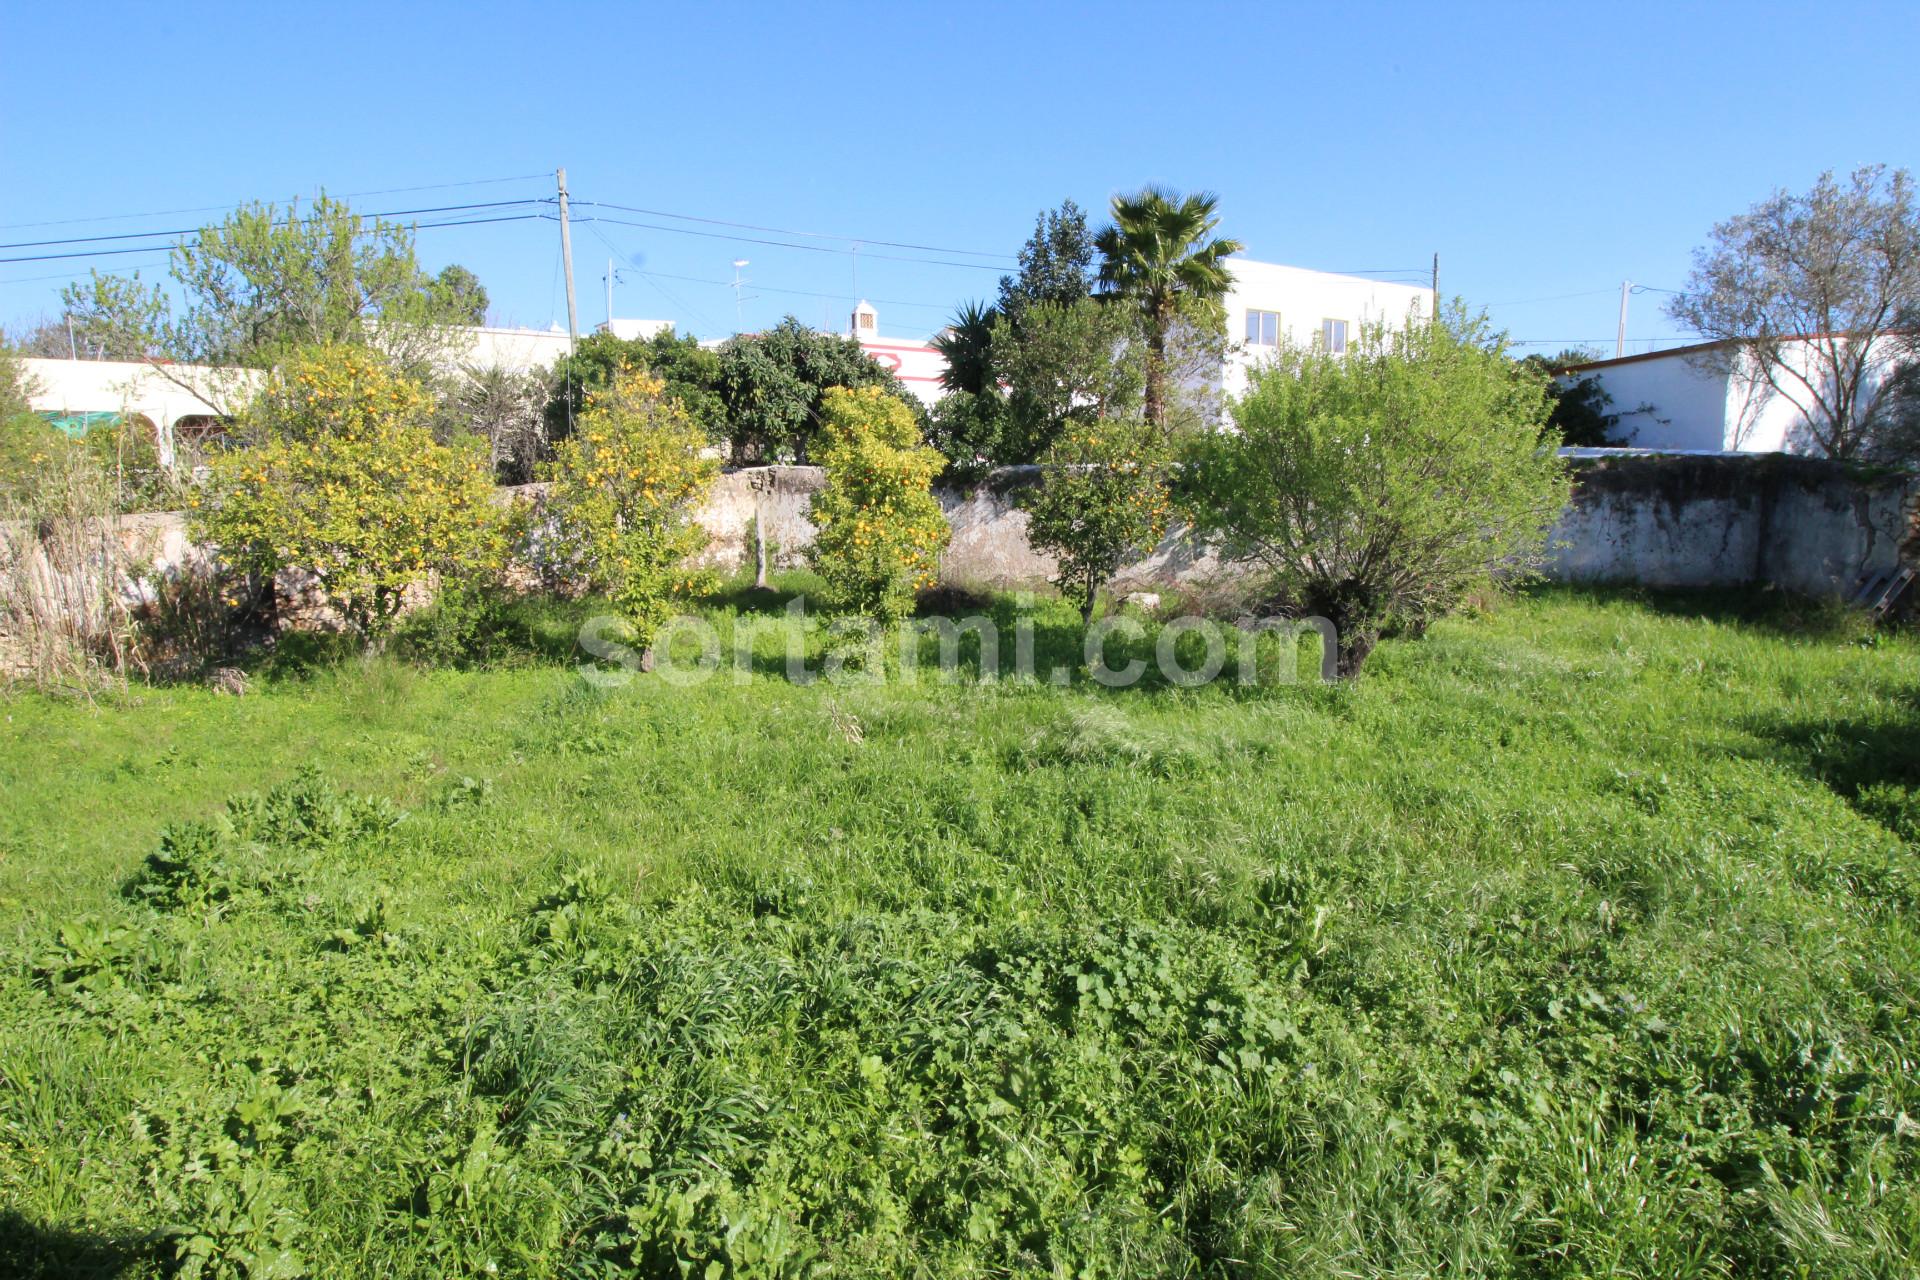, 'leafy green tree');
716,316,918,464
543,370,719,666
1668,166,1920,459
165,194,485,391
926,390,1010,481
992,299,1144,465
1184,308,1569,678
808,386,950,621
1018,418,1171,622
1094,187,1243,430
58,270,173,360
193,346,505,642
997,199,1096,327
545,328,723,446
428,265,490,326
